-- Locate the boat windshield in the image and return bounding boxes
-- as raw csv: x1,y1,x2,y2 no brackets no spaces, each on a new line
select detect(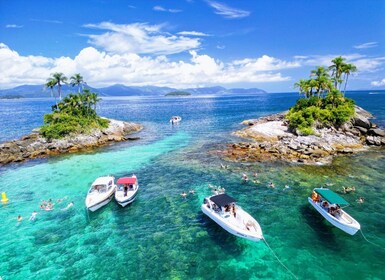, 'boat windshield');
90,184,107,193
